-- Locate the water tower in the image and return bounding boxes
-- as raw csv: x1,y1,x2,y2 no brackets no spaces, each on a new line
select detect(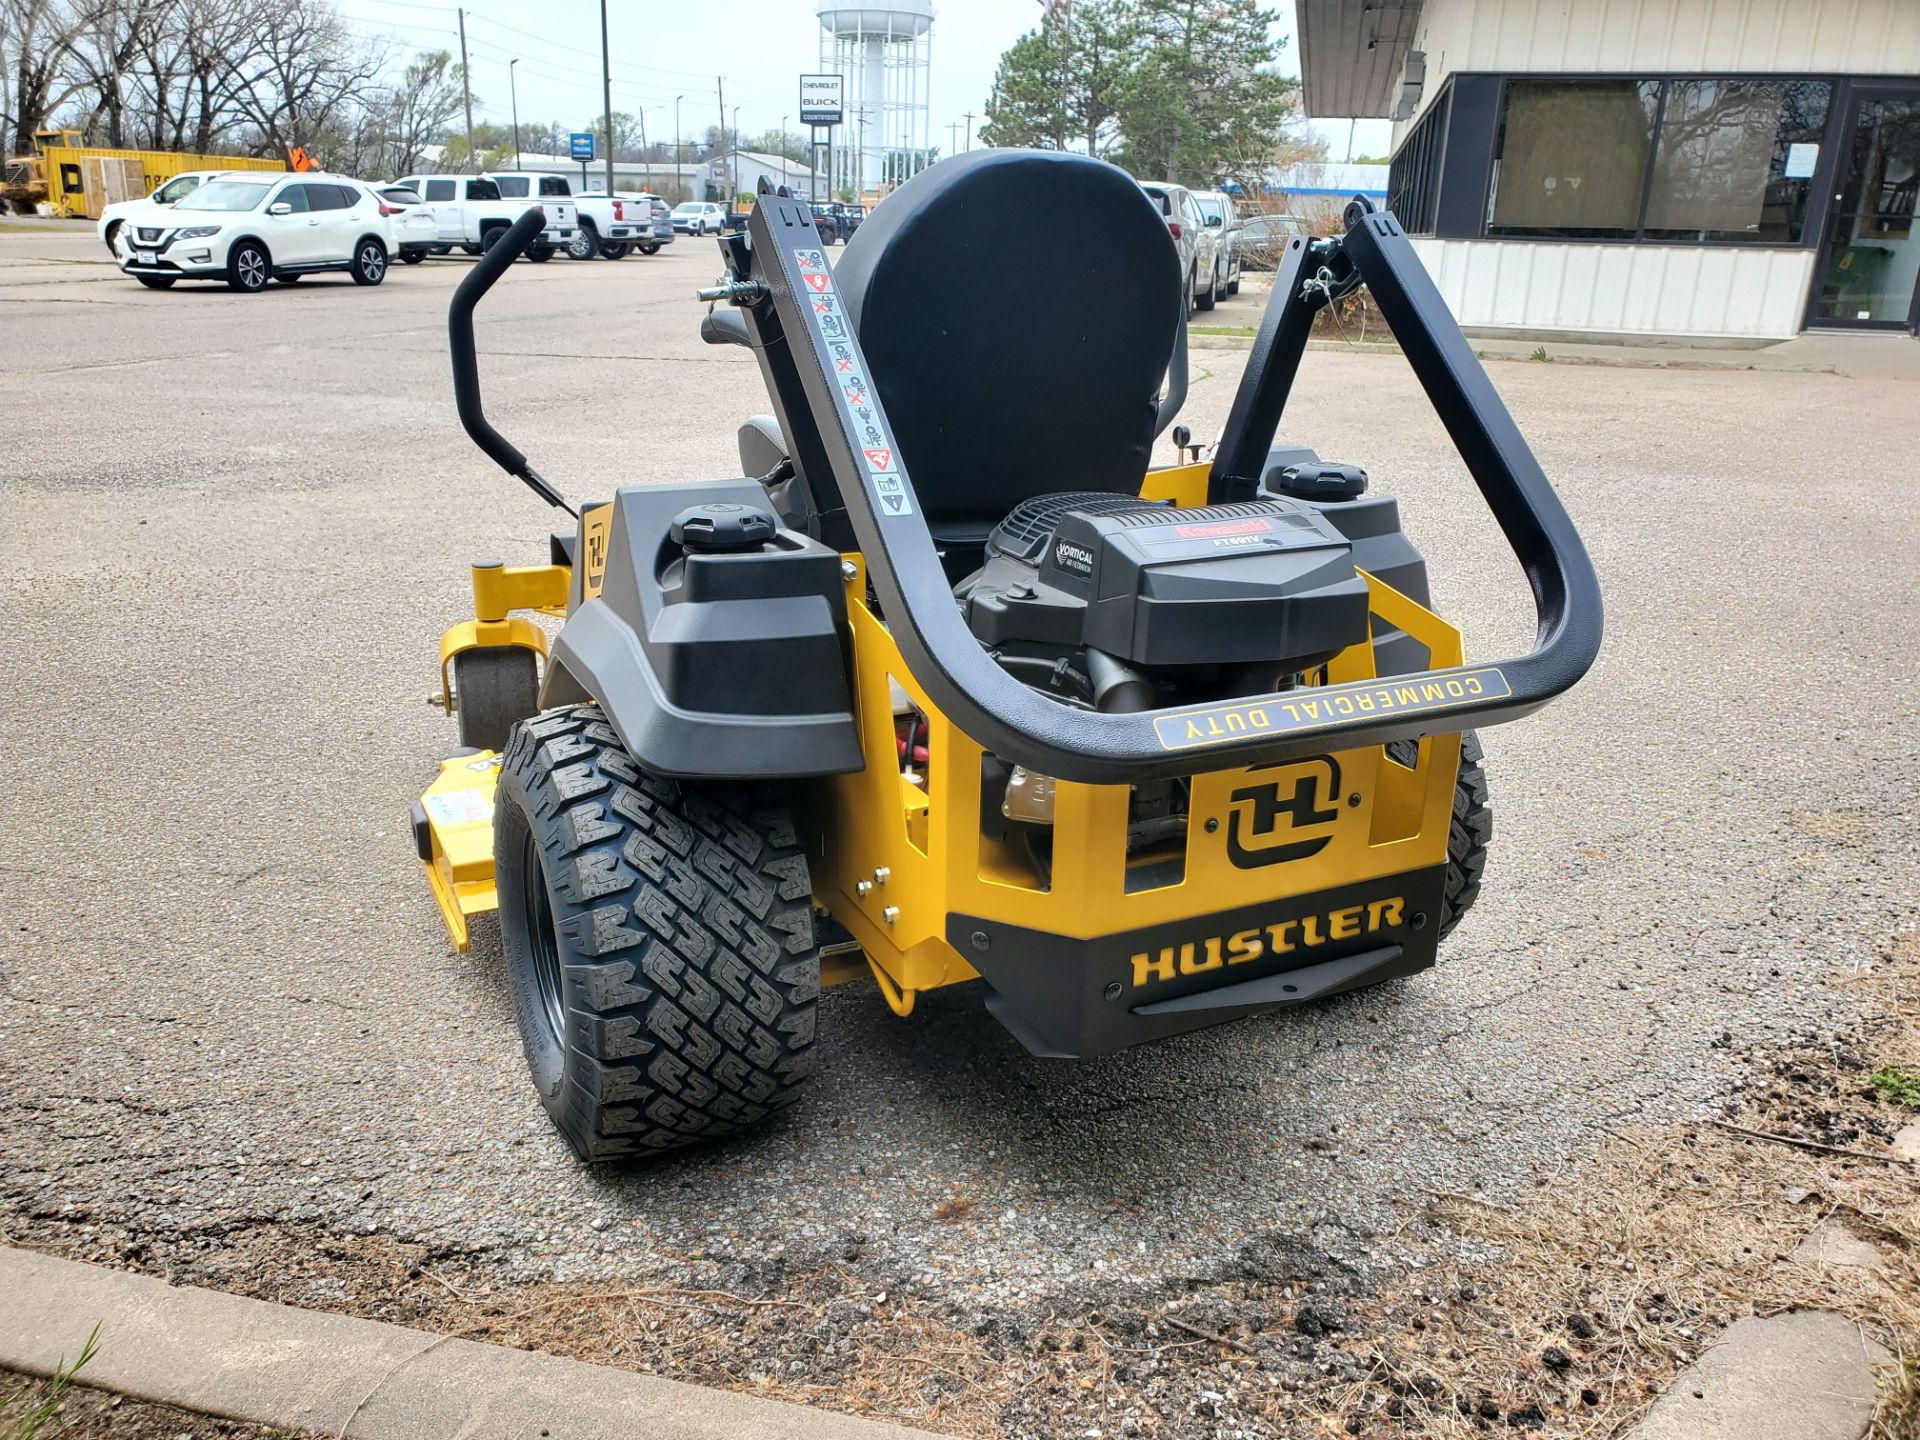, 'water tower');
816,1,934,199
